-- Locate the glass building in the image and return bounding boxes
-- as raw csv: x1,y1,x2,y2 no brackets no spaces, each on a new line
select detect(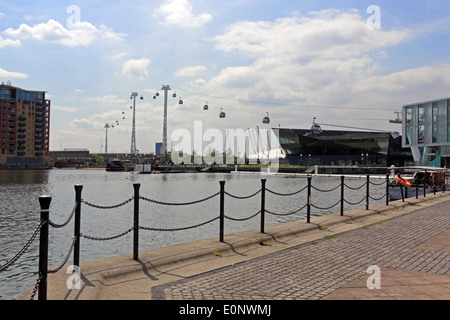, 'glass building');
402,98,450,167
277,128,411,167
